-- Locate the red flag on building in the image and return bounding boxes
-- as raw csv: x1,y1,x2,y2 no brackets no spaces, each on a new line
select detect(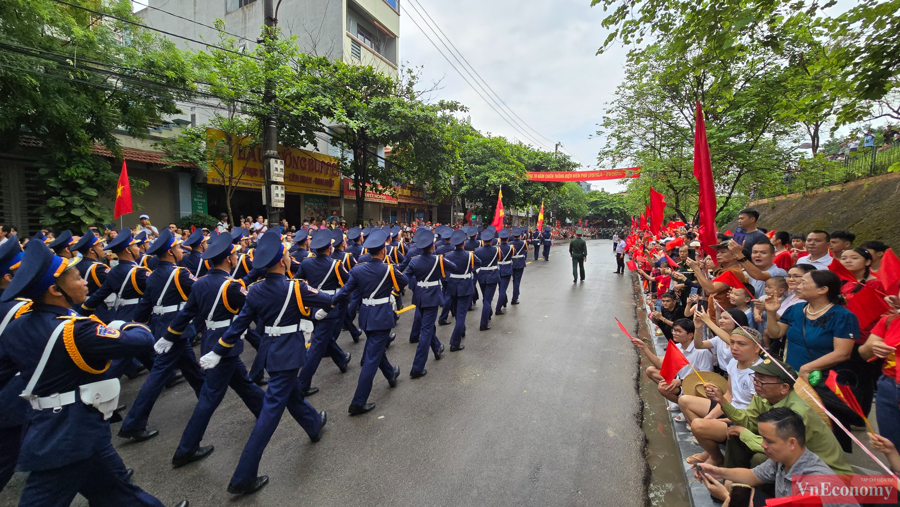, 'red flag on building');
875,248,900,296
536,201,545,231
491,188,505,229
114,160,133,220
659,340,690,384
649,187,666,236
693,102,718,263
